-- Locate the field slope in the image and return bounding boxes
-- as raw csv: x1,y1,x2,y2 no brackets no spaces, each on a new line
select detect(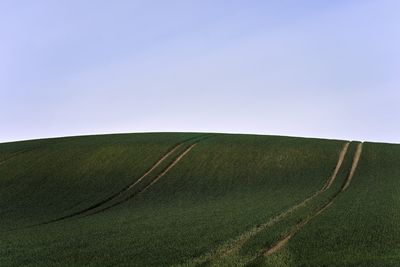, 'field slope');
0,133,399,266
